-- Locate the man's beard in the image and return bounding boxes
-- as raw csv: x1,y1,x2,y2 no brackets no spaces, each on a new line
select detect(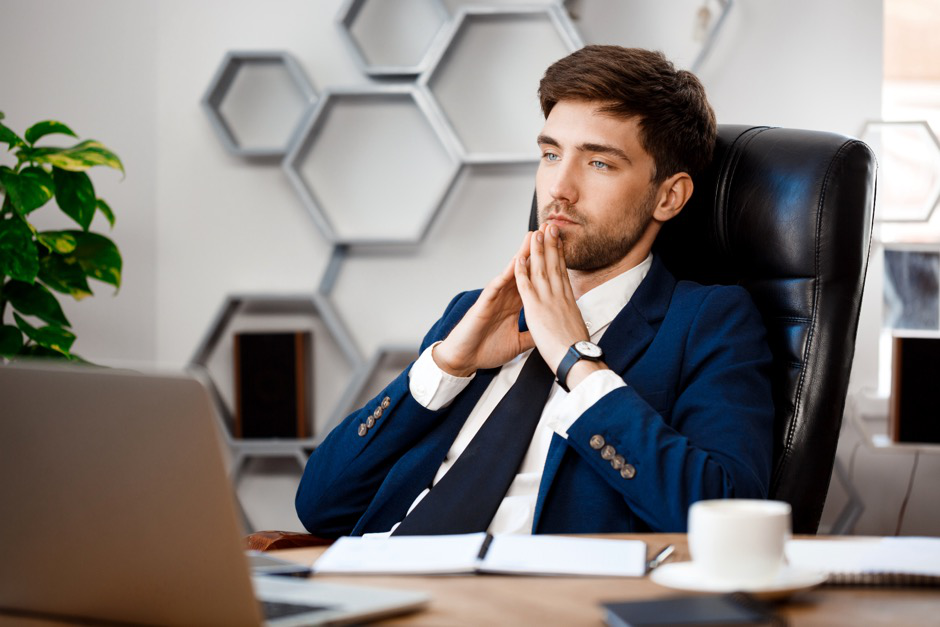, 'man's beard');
536,188,658,272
